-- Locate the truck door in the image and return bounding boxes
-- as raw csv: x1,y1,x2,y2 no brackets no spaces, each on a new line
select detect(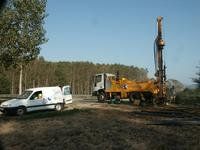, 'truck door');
93,74,105,91
62,86,72,104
